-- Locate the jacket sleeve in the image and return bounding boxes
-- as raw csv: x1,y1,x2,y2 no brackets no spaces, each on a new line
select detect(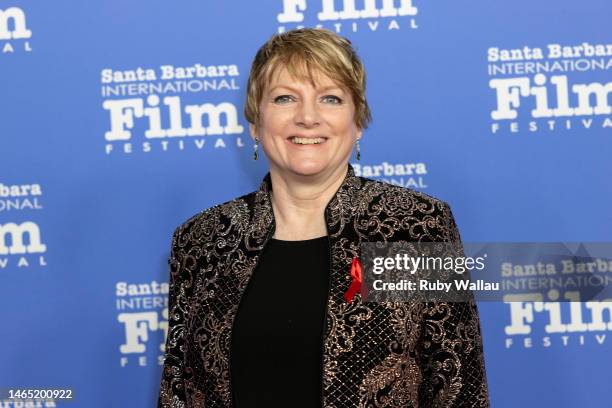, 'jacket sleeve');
158,226,193,407
416,202,490,408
